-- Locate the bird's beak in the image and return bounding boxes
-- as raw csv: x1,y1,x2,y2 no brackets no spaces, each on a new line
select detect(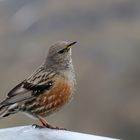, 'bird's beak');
67,41,77,48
